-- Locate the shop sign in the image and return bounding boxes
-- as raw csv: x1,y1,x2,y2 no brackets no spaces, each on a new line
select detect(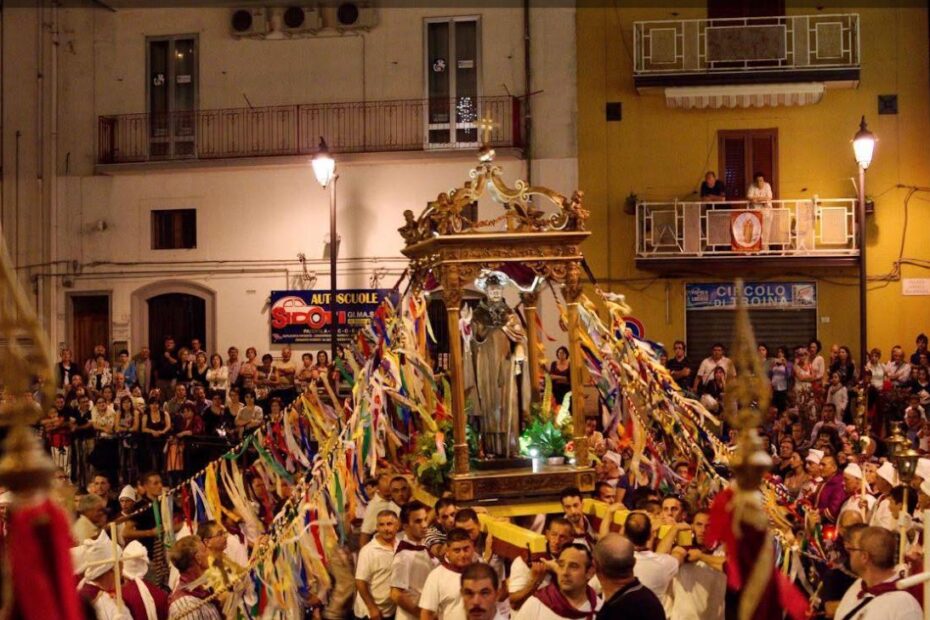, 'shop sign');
686,282,816,311
270,289,391,344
